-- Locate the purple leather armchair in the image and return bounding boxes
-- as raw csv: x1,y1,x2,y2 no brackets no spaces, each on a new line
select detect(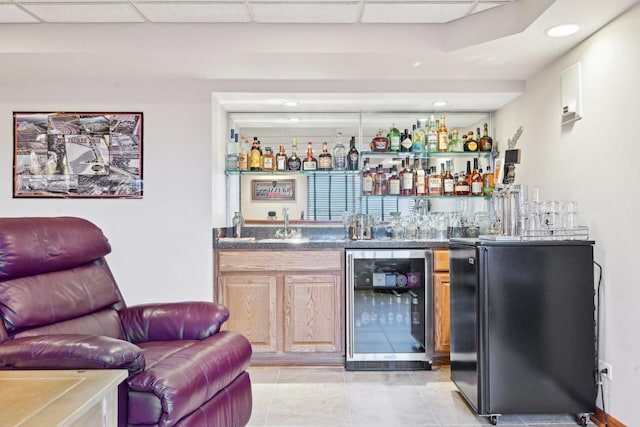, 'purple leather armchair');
0,217,252,426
